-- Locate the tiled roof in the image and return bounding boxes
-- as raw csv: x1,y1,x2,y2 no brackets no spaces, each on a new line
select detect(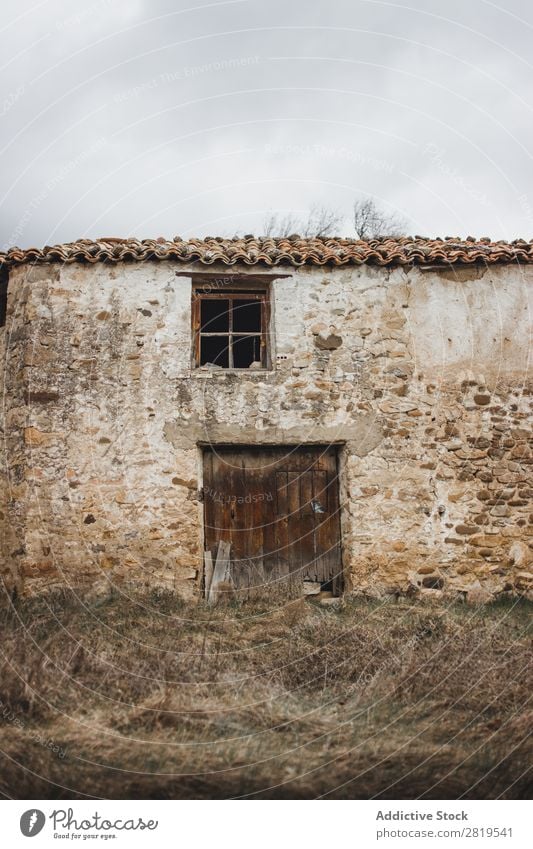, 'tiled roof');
2,236,533,269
